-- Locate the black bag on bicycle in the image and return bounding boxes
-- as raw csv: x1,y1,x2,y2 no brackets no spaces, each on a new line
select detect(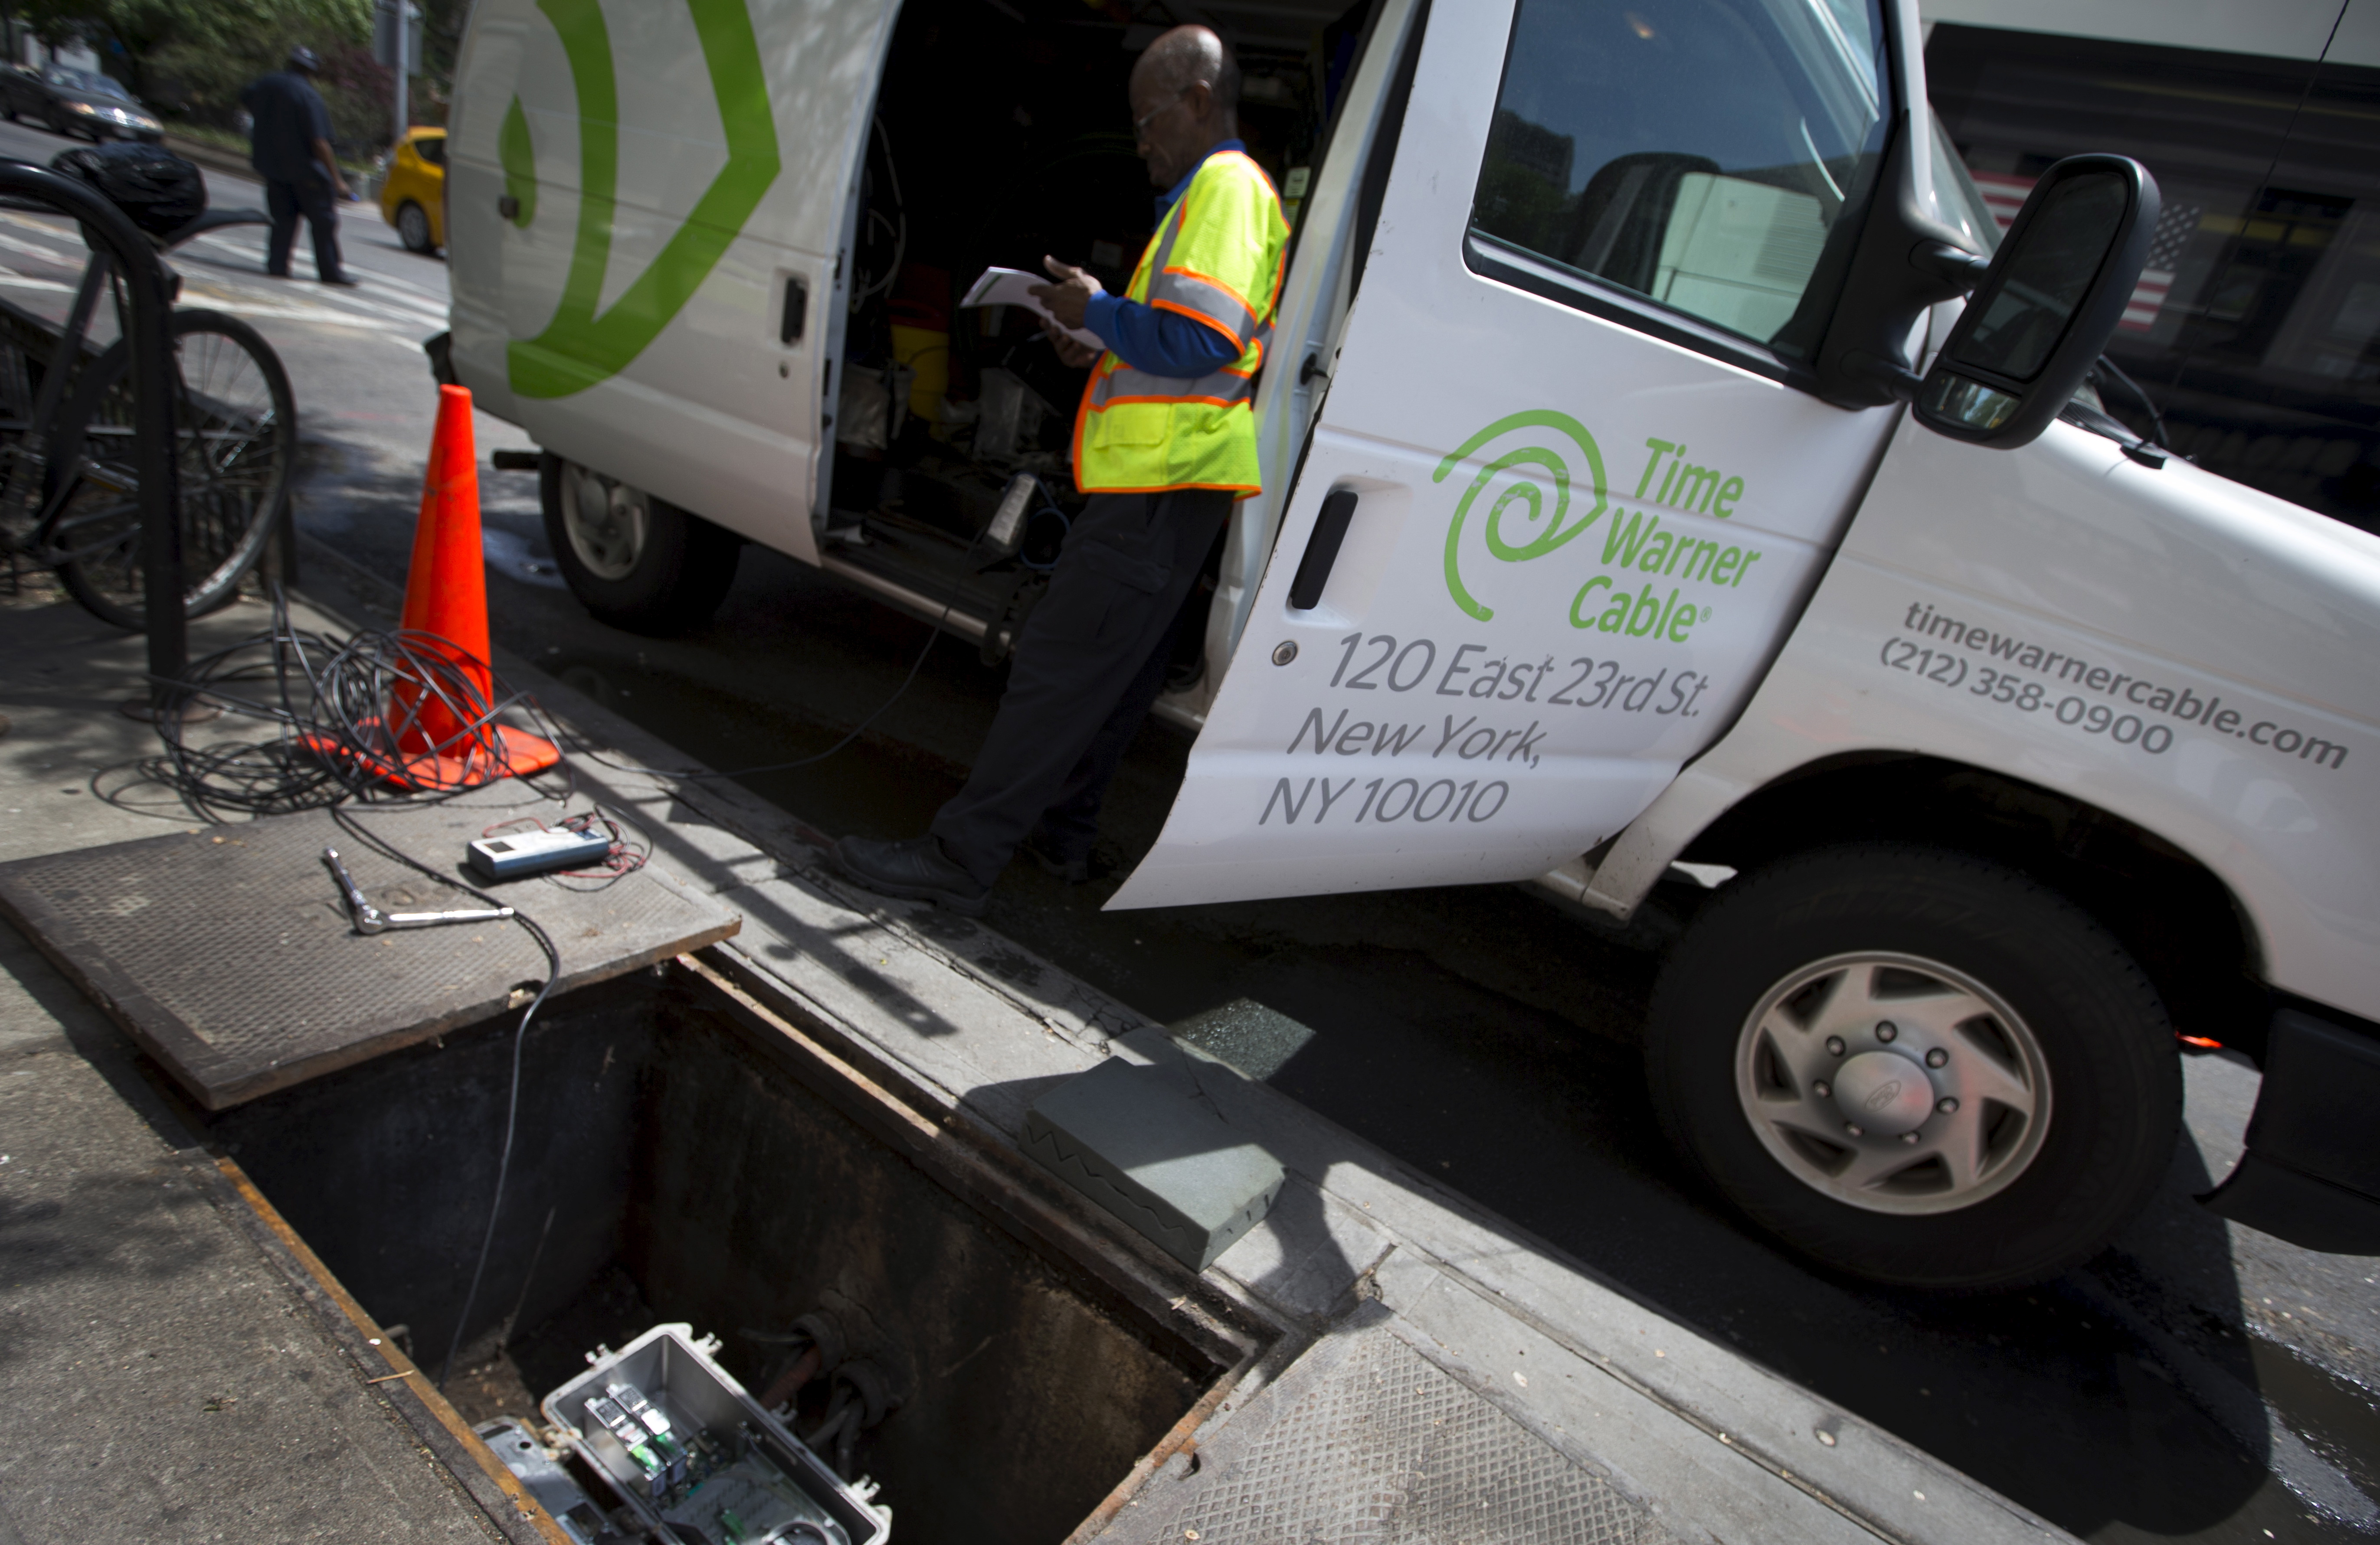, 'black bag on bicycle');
49,142,206,239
